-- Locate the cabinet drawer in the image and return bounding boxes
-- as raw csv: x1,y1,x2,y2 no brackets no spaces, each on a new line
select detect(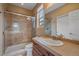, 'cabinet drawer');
33,42,49,56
